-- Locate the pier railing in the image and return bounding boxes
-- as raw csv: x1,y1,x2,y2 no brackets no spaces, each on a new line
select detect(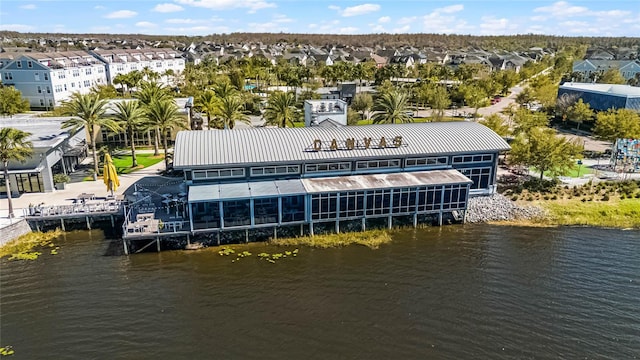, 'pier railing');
24,201,124,218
